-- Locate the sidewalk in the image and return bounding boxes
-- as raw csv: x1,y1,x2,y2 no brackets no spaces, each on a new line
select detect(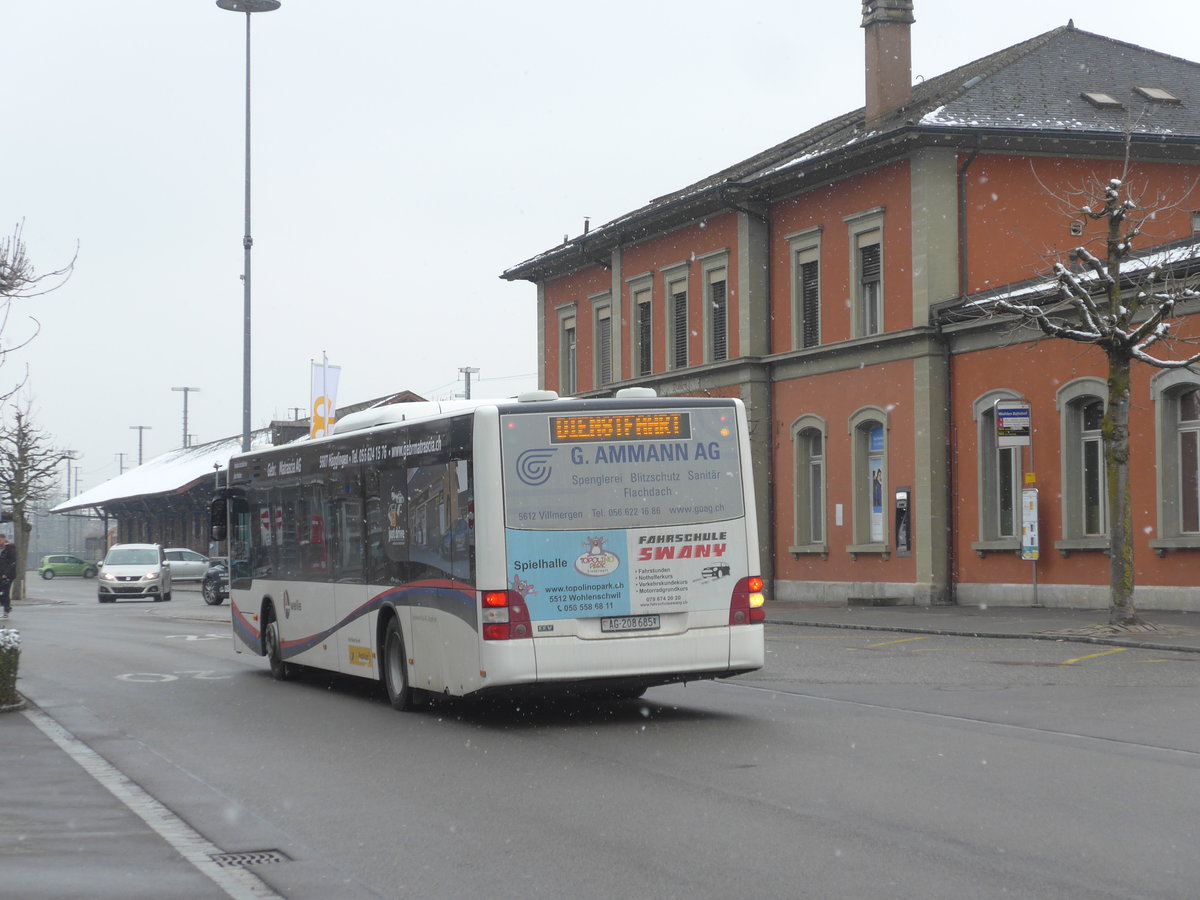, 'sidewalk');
4,599,1200,897
766,601,1200,653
